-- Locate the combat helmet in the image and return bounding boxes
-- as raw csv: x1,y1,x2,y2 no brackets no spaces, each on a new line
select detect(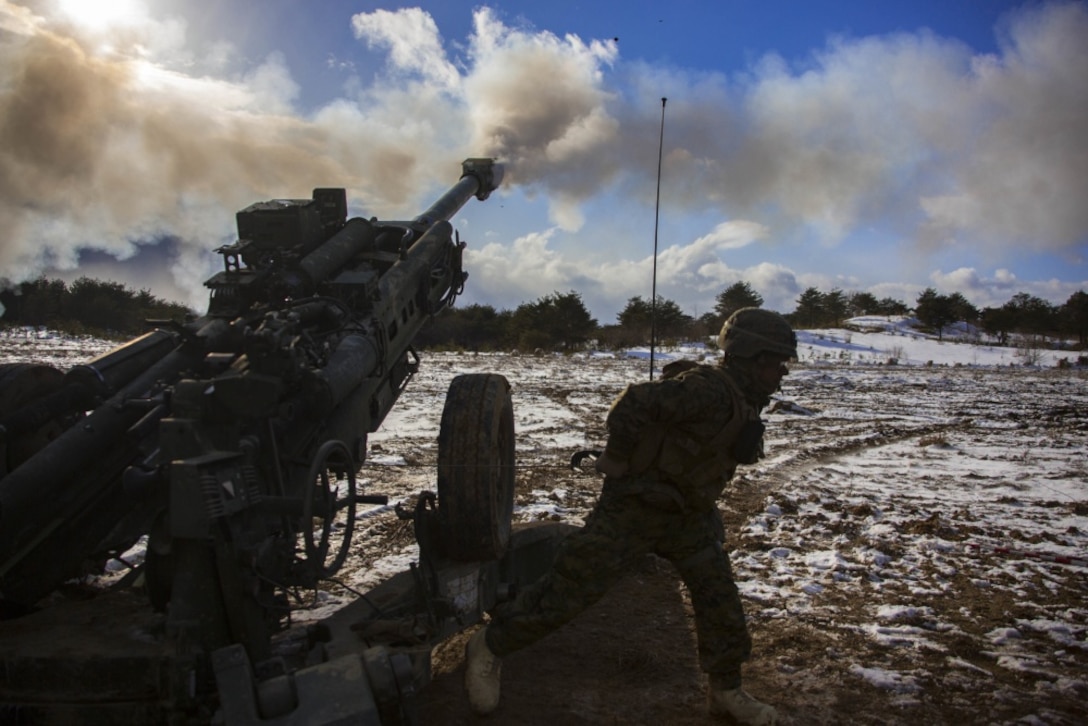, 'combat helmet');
718,307,797,359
